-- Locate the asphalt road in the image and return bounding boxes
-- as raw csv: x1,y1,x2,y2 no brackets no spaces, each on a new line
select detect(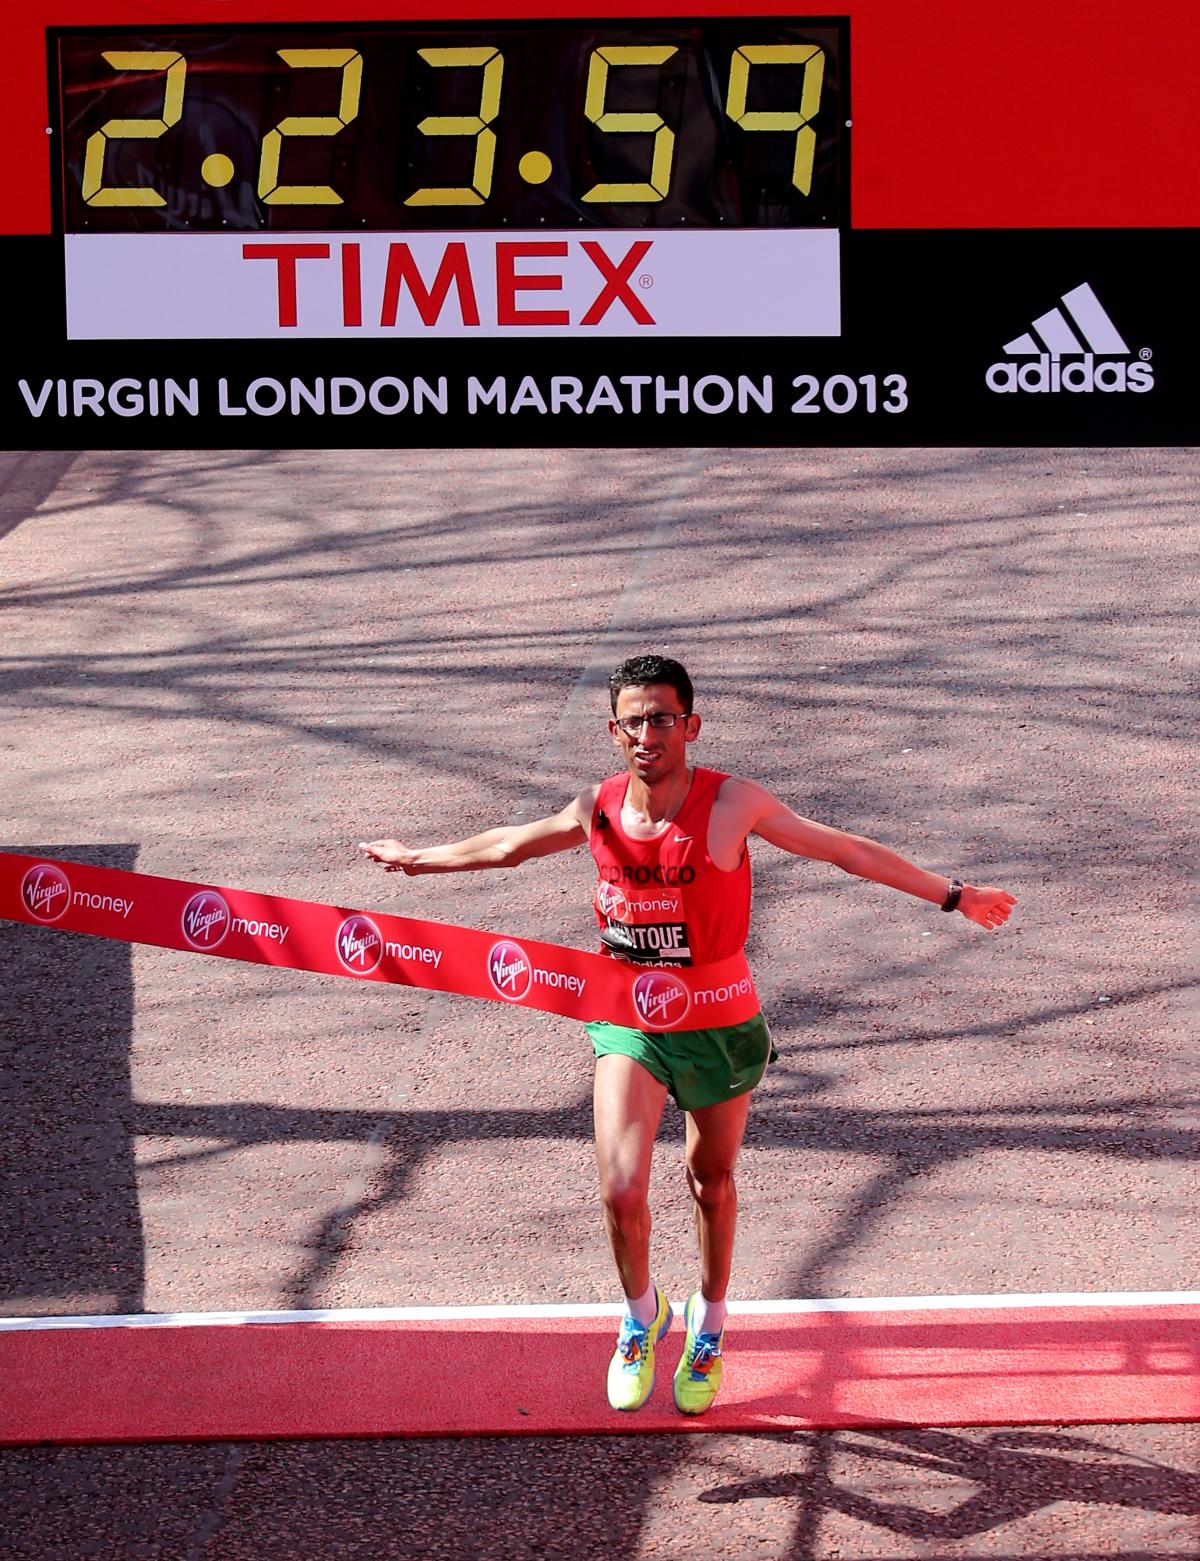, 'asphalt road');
1,446,1196,1557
